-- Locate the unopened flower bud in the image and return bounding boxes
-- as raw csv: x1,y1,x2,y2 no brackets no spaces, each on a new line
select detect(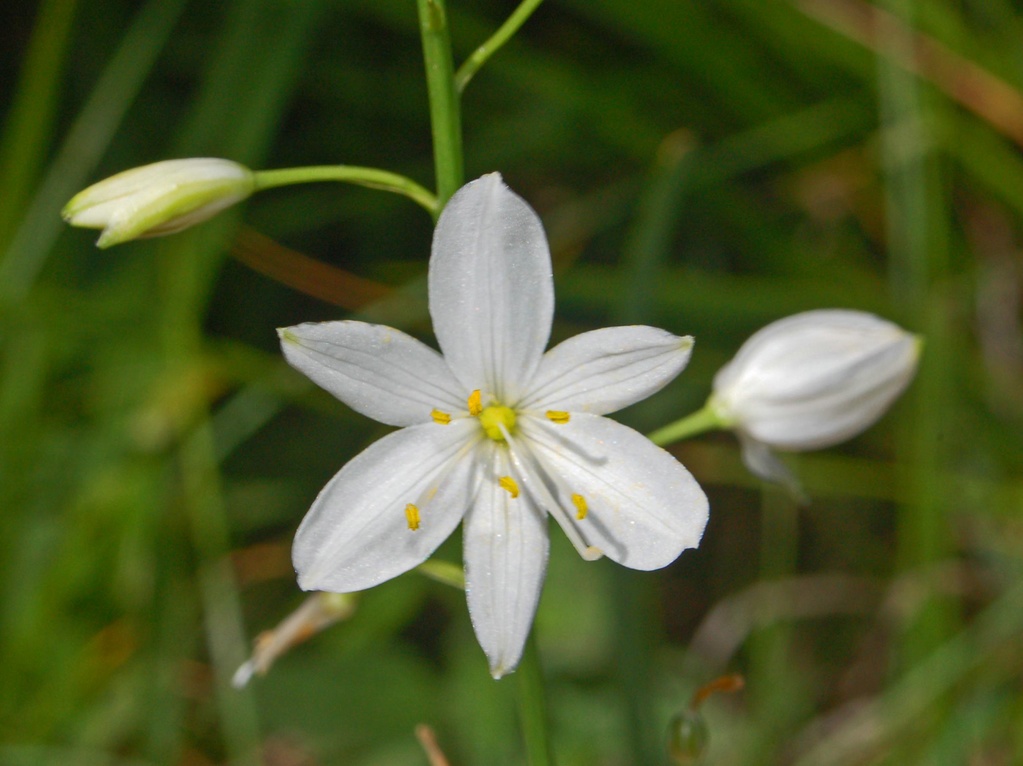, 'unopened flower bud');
667,709,709,765
63,158,256,248
709,309,920,487
667,674,744,764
